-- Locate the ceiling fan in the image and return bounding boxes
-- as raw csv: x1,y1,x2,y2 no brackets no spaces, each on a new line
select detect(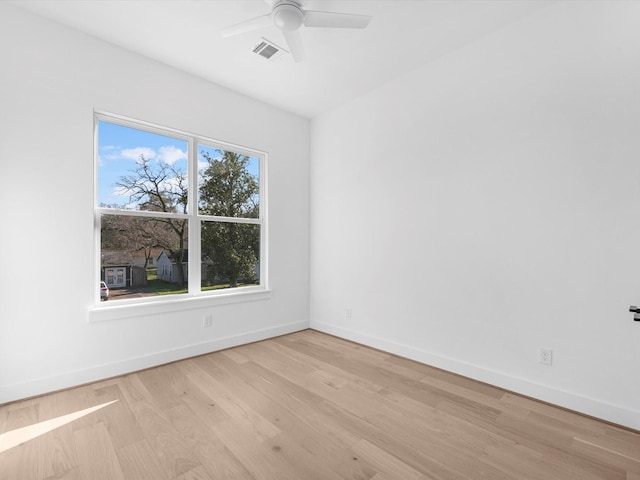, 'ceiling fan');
219,0,372,62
